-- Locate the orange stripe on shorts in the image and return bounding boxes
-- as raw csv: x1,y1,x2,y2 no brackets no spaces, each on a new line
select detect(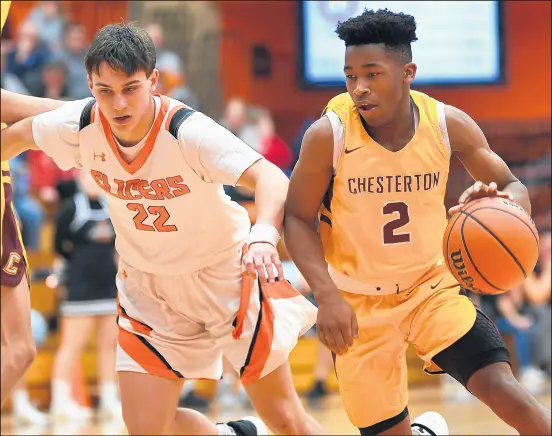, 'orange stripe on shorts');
118,327,183,380
116,294,152,337
239,279,275,385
